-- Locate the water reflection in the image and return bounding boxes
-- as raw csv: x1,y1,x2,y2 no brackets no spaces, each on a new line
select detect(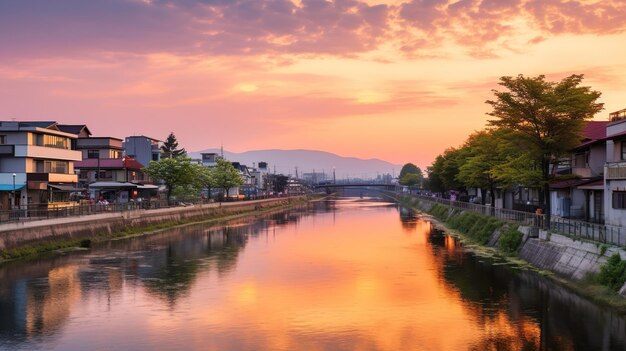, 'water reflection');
0,198,624,351
427,227,626,350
